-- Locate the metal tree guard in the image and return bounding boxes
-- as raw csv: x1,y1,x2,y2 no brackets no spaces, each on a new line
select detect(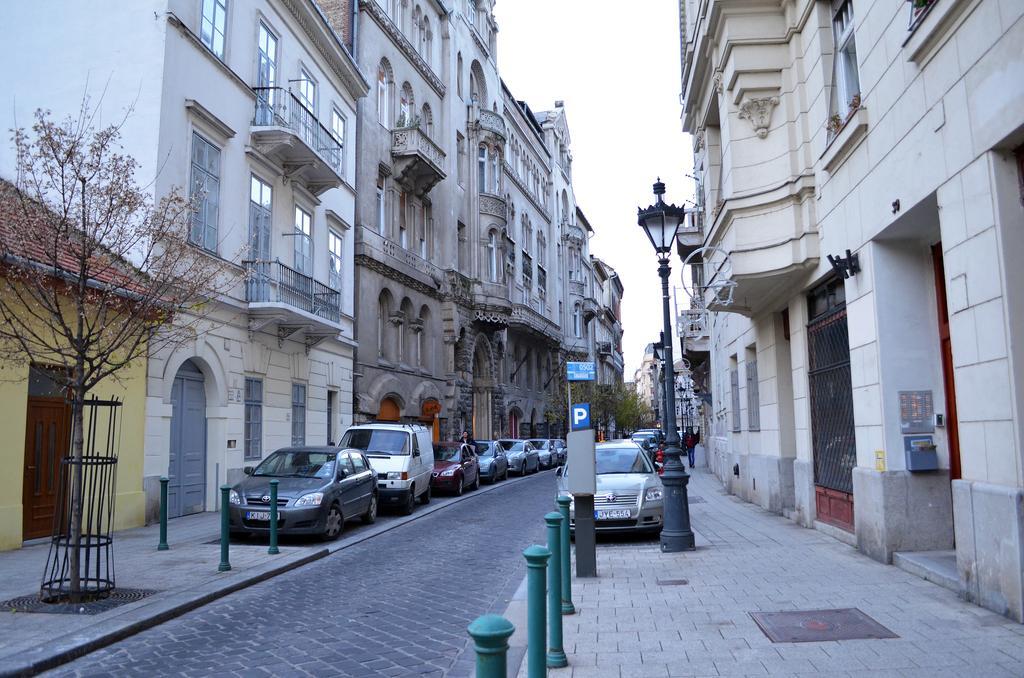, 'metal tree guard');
41,396,122,603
